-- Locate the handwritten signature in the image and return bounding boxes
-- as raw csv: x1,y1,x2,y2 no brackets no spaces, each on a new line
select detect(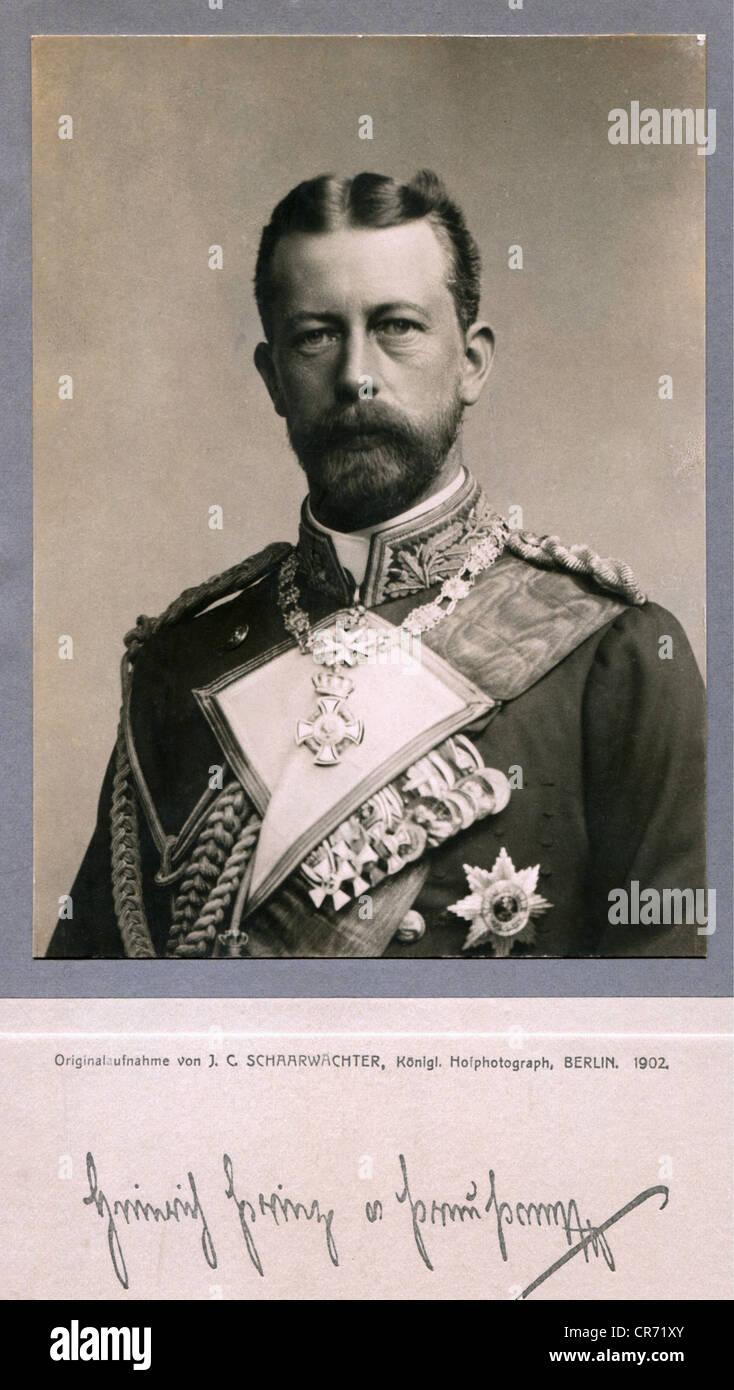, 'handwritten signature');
82,1151,337,1290
395,1153,669,1299
83,1150,668,1299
